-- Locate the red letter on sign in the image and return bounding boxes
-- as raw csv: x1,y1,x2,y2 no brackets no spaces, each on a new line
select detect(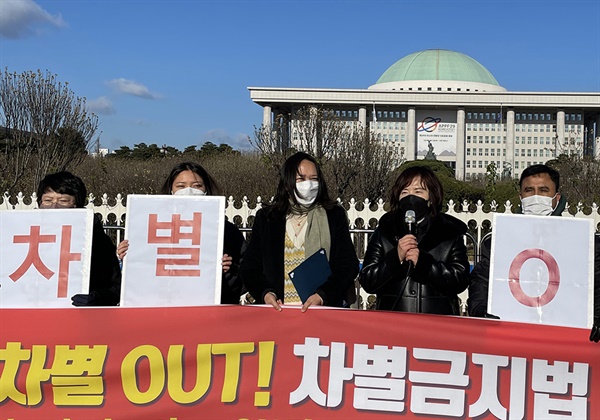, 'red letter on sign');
508,248,560,307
